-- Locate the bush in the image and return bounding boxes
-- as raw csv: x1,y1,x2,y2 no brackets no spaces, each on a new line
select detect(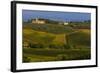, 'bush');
63,44,71,49
57,54,67,60
49,43,64,49
23,56,31,62
29,43,44,48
